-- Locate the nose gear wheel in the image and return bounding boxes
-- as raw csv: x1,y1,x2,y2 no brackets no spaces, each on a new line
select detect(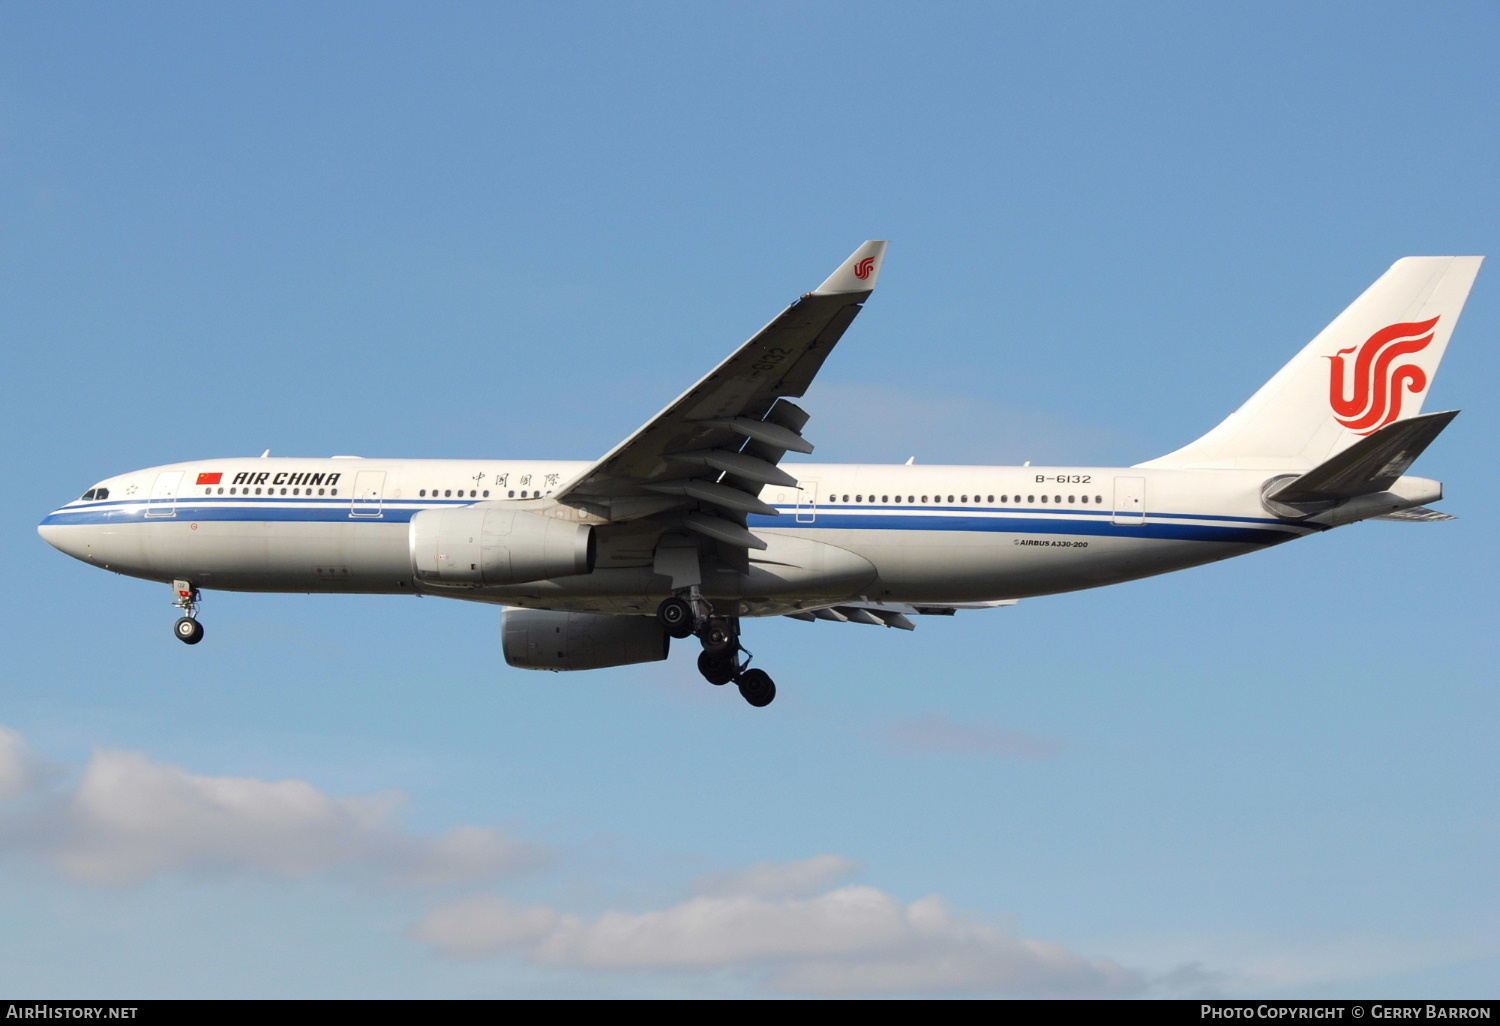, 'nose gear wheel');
170,581,204,645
